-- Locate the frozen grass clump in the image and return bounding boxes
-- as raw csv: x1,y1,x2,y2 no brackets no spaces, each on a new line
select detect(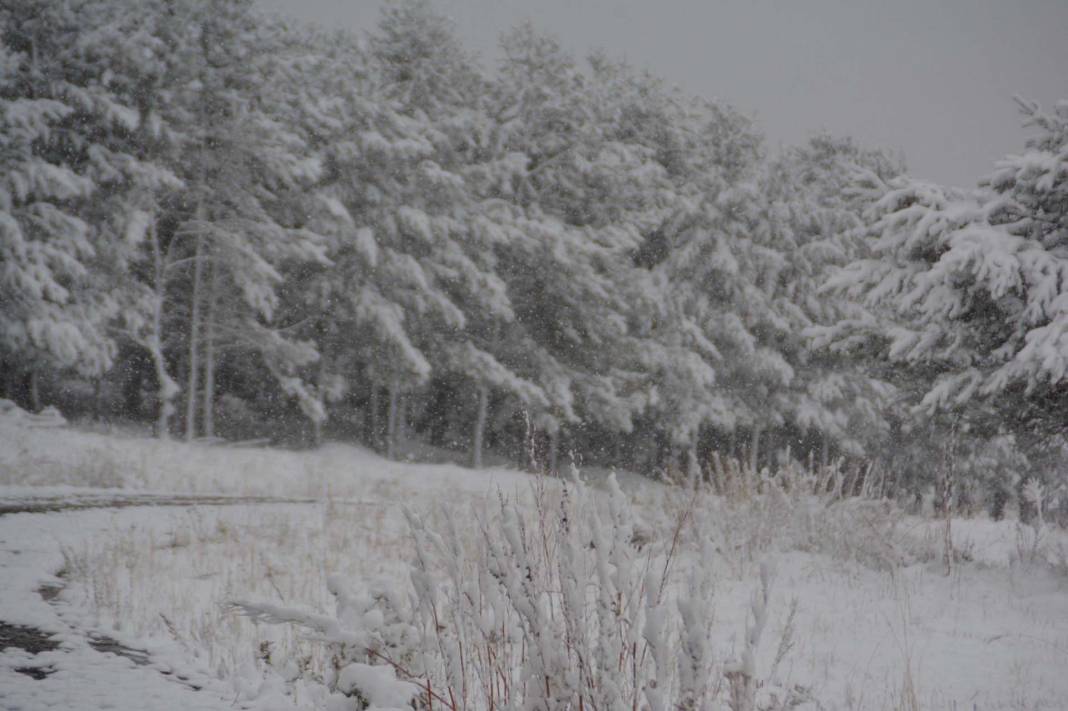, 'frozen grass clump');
680,456,916,574
234,468,805,711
